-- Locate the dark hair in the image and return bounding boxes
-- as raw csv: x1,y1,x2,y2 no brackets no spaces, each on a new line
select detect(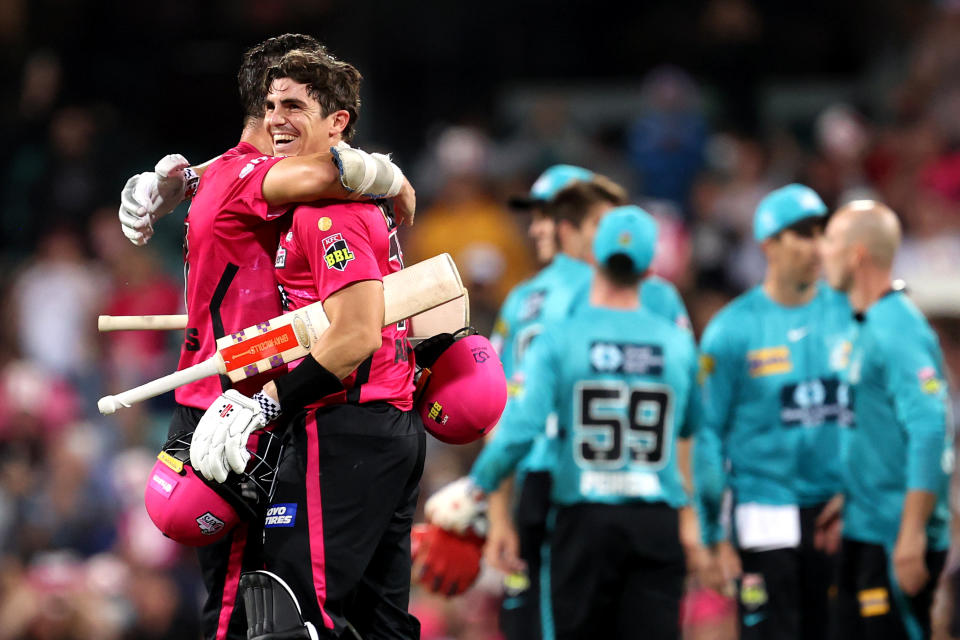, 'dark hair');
600,254,643,287
238,34,324,121
263,49,363,142
544,177,627,226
